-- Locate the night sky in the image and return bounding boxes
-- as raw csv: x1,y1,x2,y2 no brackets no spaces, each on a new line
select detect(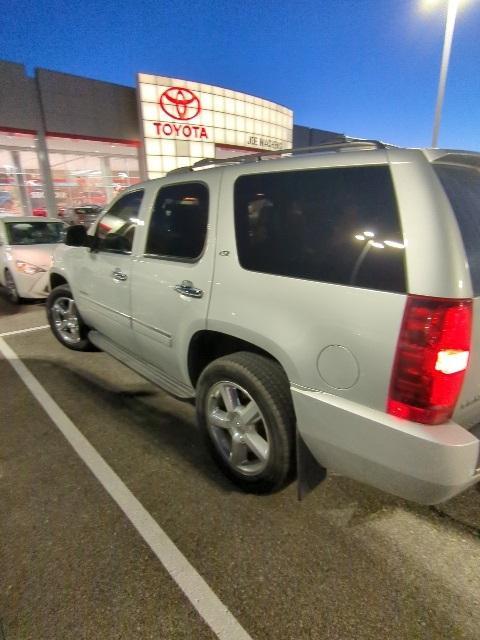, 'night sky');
3,0,480,150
